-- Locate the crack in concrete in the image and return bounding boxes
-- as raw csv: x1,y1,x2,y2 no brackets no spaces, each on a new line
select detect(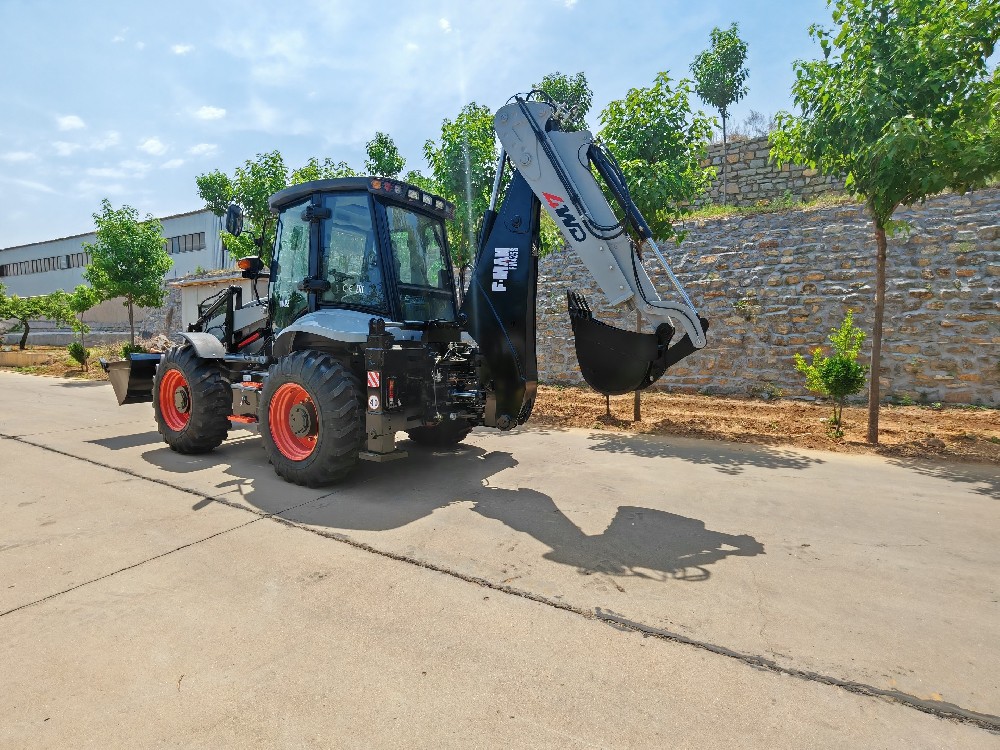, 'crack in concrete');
3,432,999,734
